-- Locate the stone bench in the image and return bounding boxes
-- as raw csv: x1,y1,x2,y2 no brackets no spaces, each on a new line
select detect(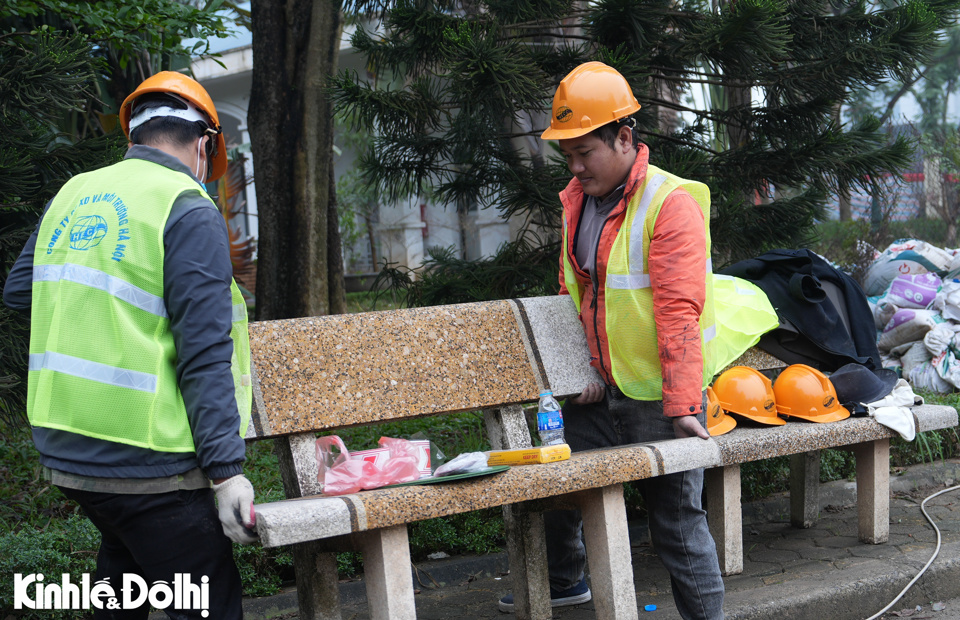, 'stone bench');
246,295,959,620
